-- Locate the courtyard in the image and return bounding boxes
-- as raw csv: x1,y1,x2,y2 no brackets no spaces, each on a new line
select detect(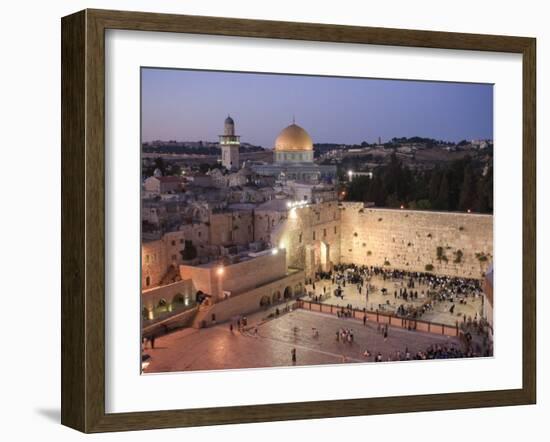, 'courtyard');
303,273,484,327
142,308,463,373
